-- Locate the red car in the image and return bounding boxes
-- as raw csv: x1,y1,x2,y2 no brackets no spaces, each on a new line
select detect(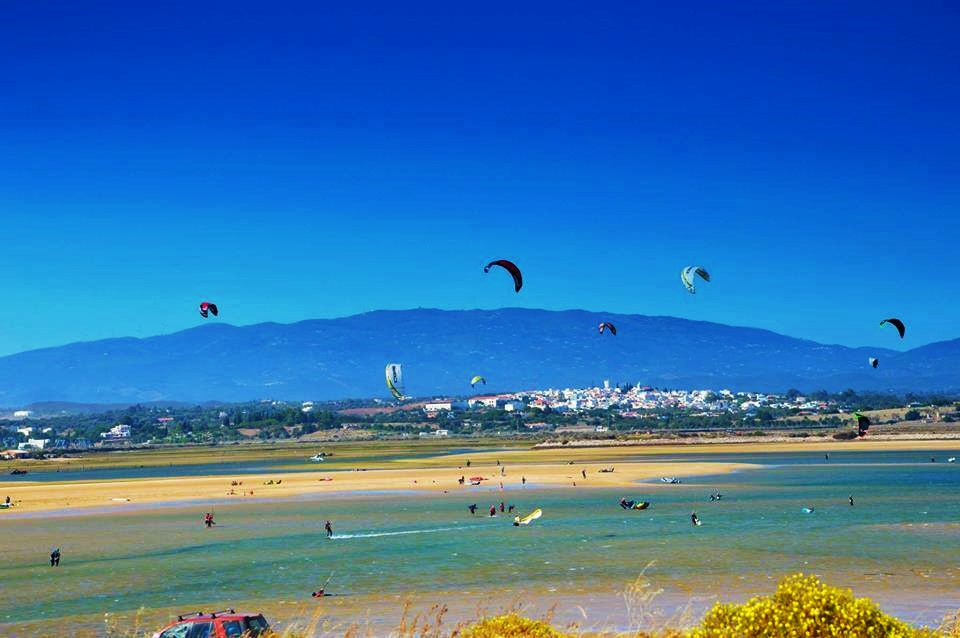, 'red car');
152,610,270,638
